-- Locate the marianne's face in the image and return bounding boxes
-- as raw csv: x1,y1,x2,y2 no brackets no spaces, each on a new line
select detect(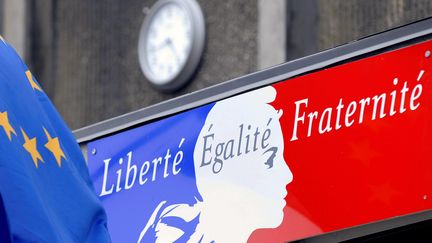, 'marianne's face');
228,107,292,226
260,114,292,215
194,86,293,228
